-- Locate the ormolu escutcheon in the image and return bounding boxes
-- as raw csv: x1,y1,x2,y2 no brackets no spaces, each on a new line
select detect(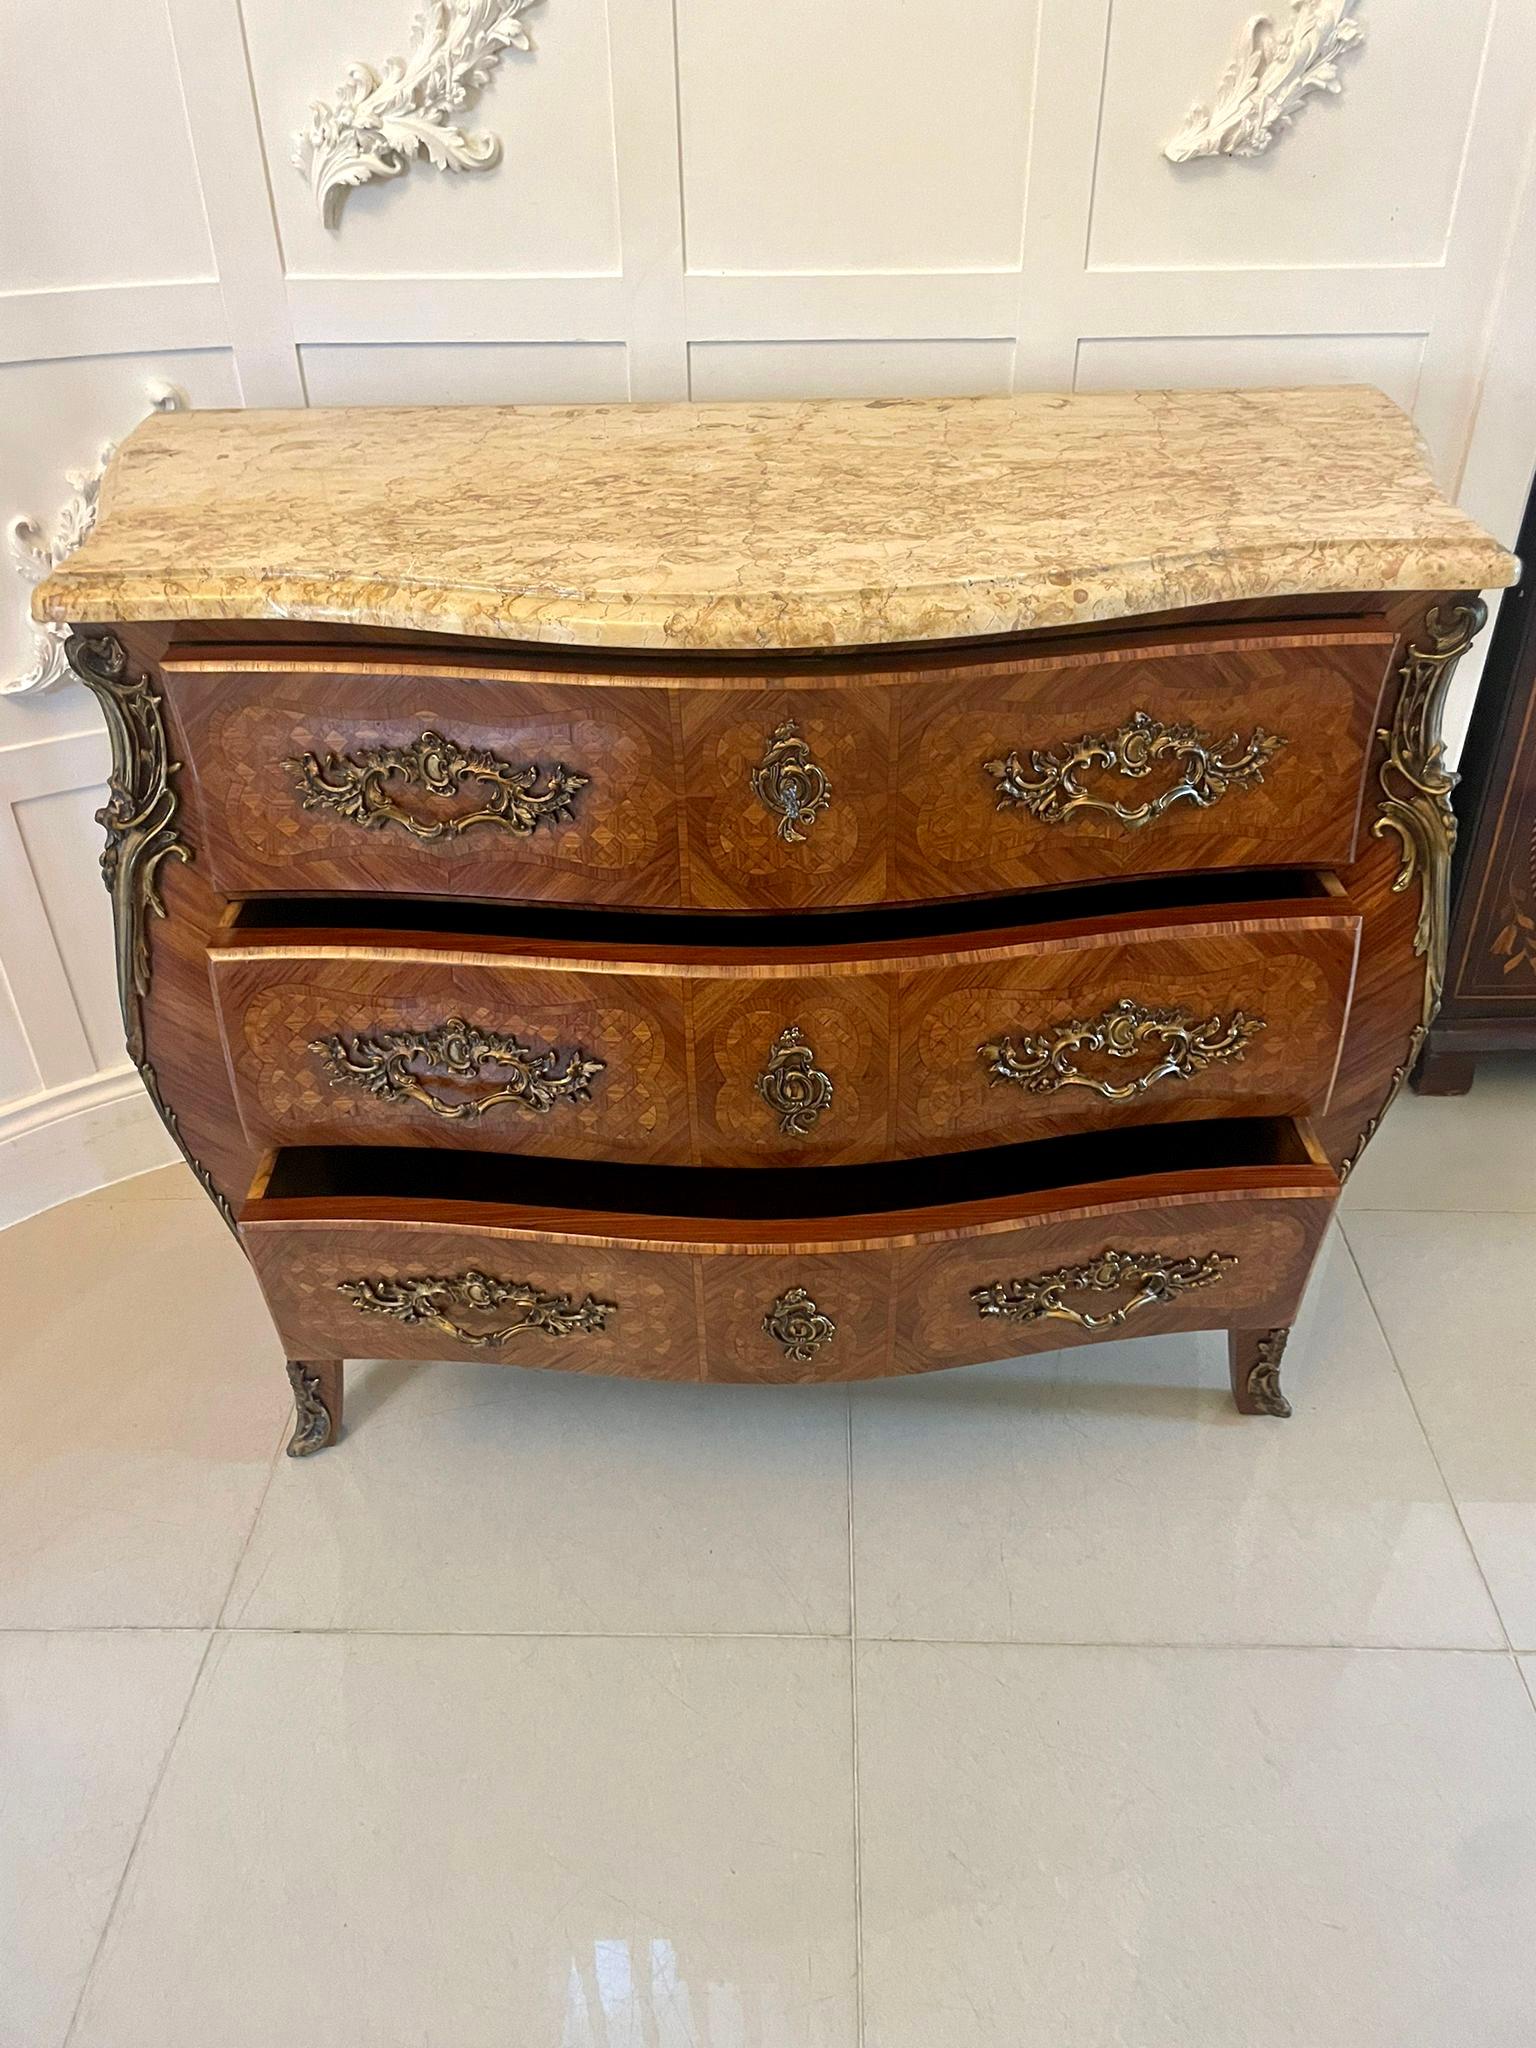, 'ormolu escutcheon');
756,1023,834,1135
750,720,832,843
763,1286,837,1364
